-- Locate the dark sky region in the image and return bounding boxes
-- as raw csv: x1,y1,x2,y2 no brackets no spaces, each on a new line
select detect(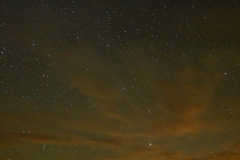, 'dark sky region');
1,0,240,160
